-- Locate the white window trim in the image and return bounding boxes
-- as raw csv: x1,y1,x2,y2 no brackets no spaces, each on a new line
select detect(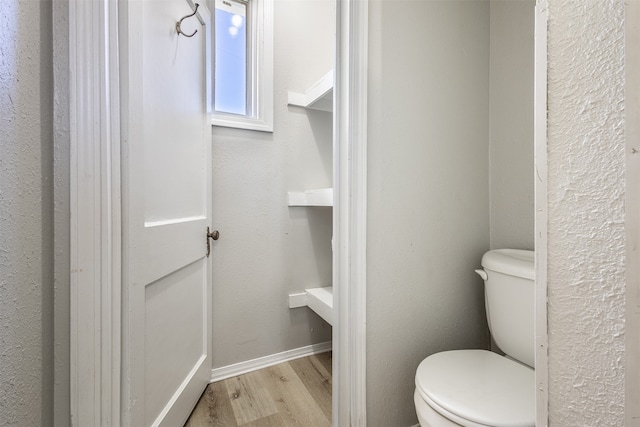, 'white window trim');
211,0,273,132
